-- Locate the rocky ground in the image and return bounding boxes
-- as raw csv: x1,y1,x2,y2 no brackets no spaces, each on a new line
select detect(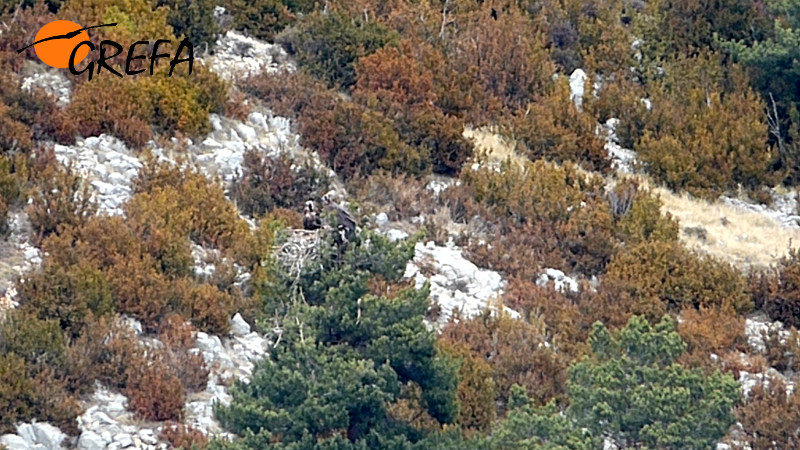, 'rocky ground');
1,28,798,450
